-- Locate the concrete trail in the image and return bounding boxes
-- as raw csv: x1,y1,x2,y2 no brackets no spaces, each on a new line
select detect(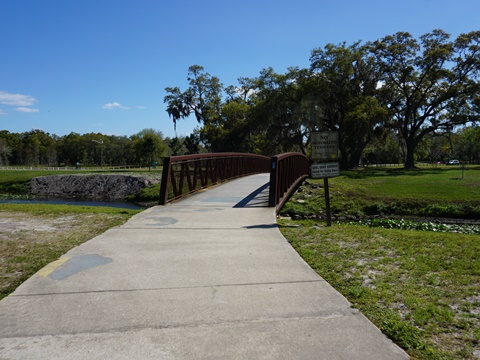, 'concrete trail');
0,173,408,359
